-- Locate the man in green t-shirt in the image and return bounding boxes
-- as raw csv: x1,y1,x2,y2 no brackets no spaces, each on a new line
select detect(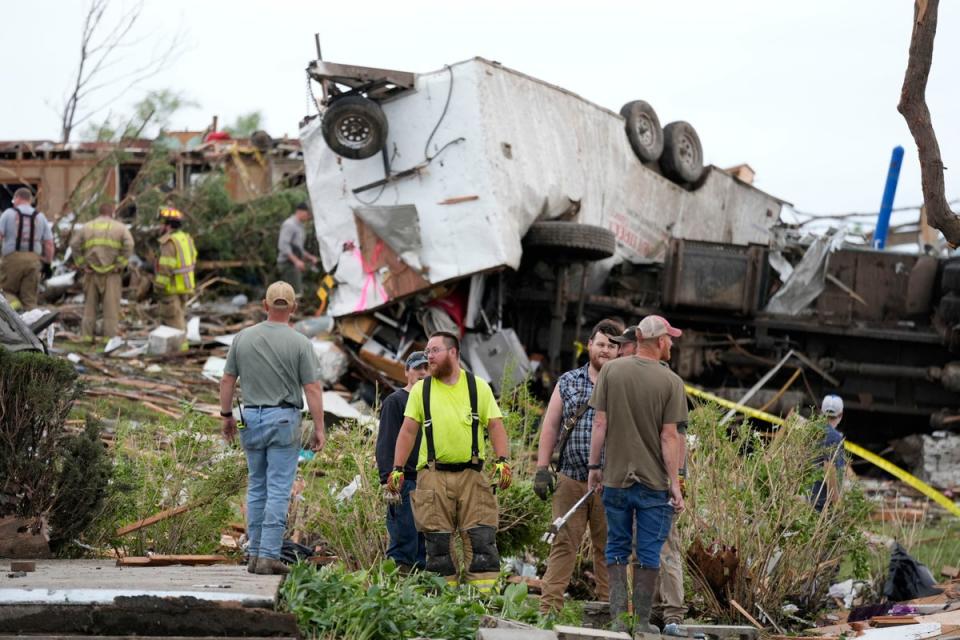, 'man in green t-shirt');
220,281,326,575
387,331,512,591
587,315,688,634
